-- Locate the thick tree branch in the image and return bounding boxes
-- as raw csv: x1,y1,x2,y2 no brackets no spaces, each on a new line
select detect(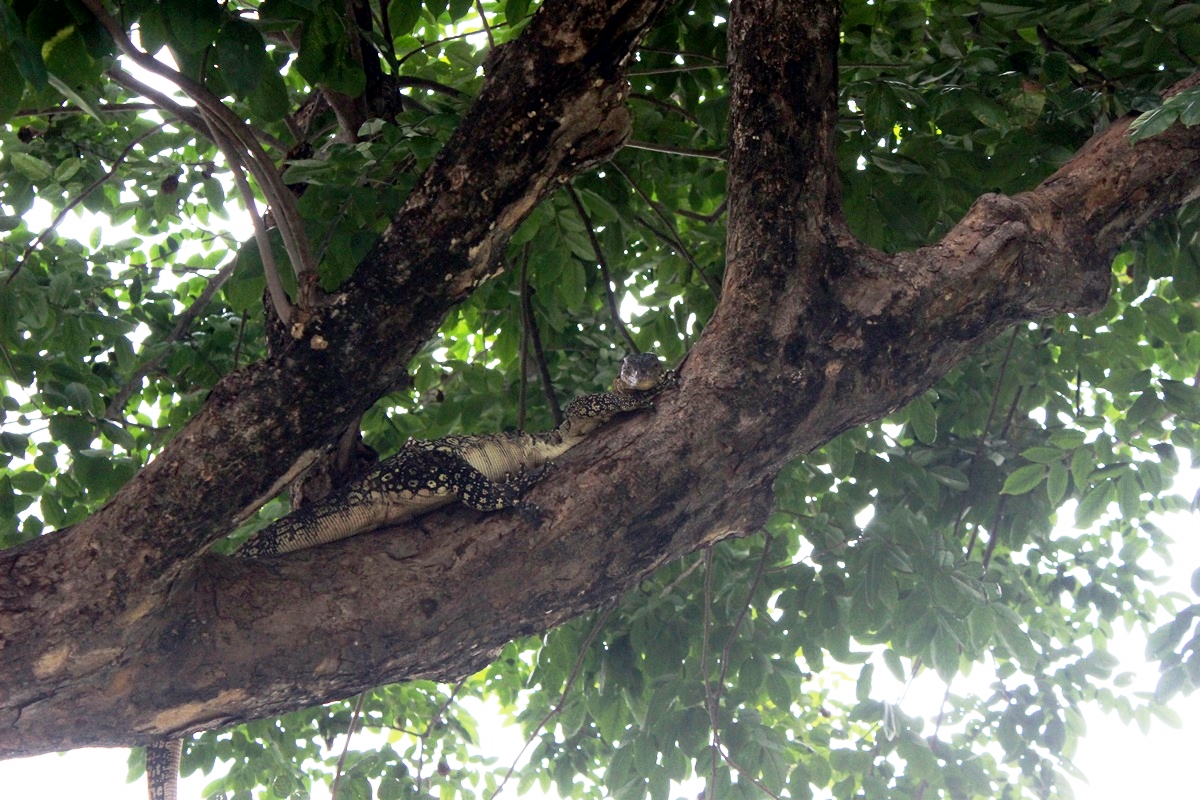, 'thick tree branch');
0,0,670,756
3,0,1200,764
